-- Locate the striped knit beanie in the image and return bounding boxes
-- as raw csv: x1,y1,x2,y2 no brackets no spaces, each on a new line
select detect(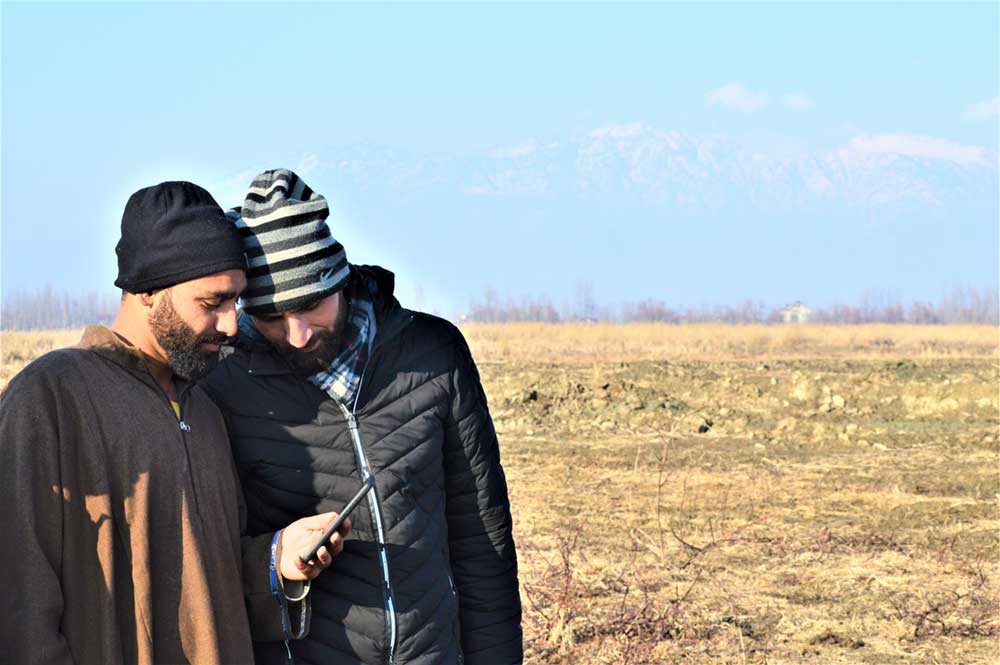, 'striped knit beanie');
232,169,350,314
